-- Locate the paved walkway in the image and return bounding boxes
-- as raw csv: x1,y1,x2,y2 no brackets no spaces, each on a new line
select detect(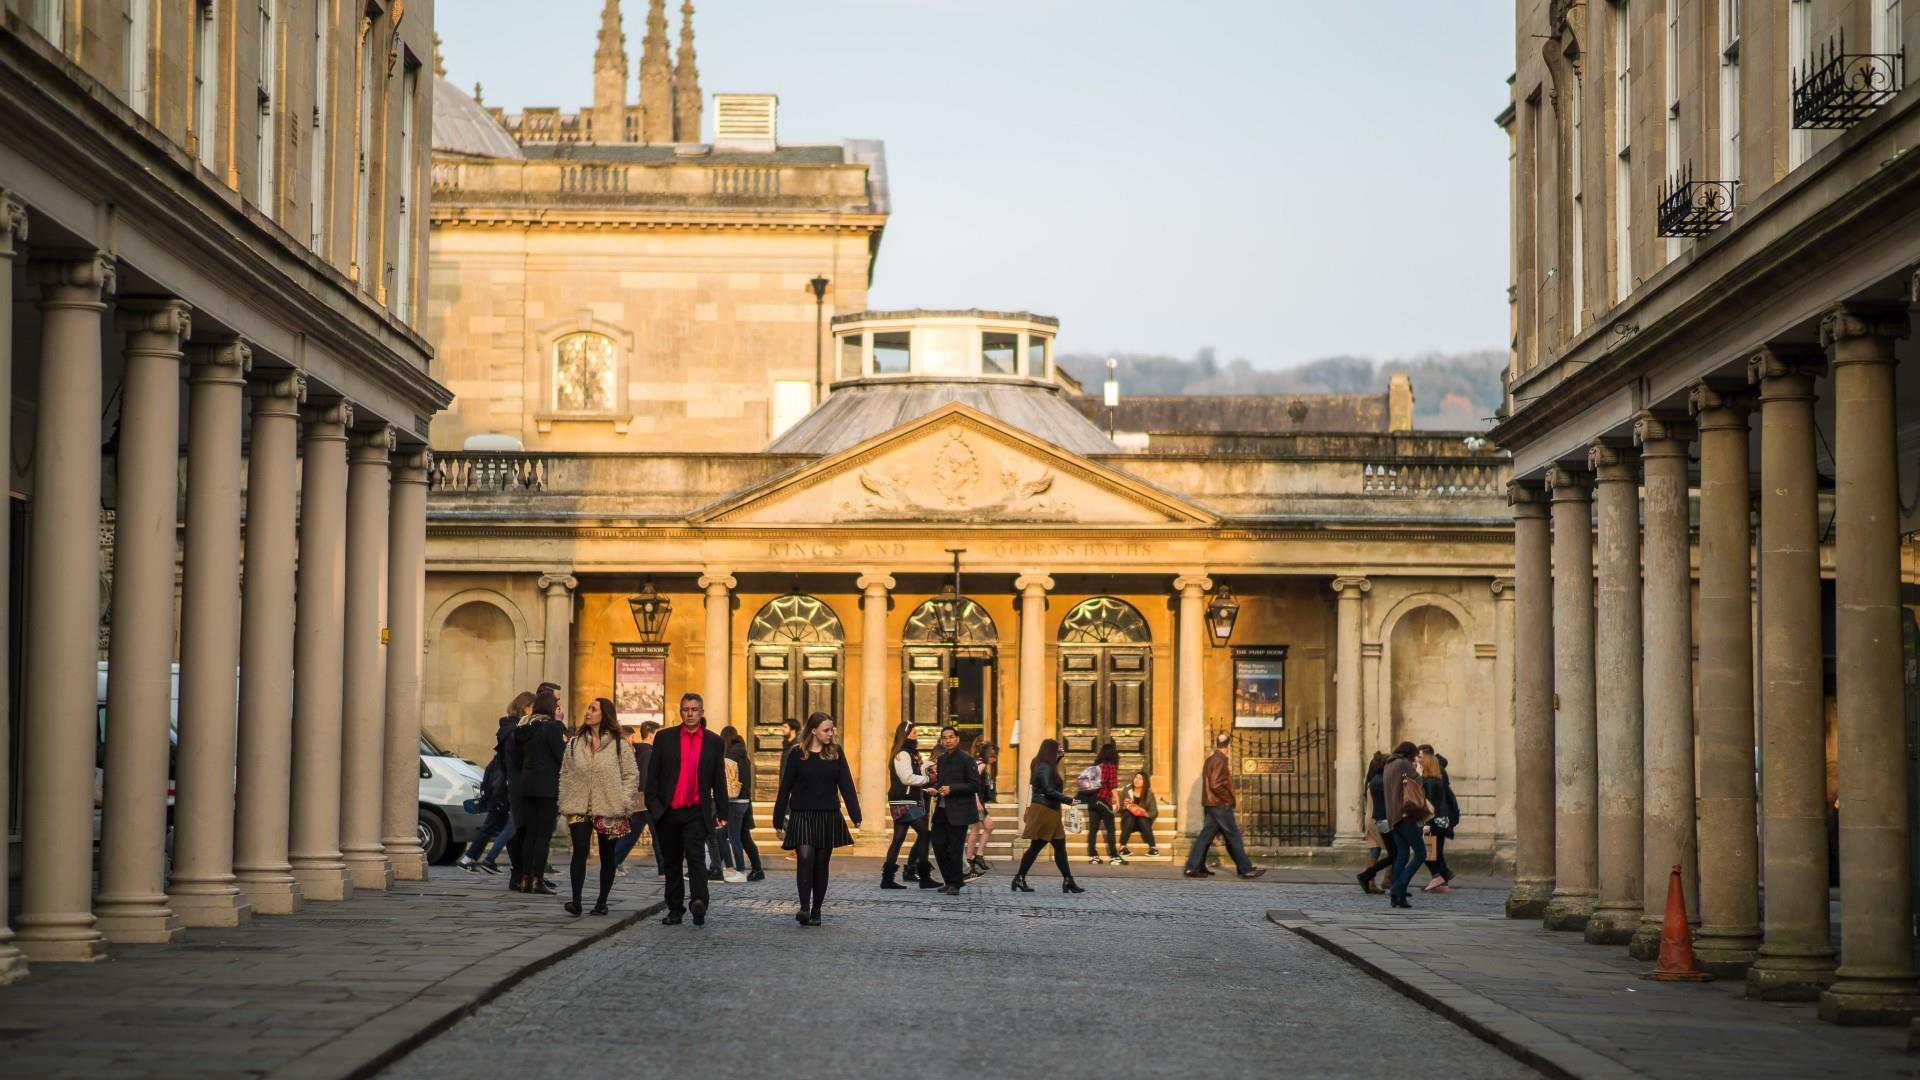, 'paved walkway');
0,867,663,1080
1272,908,1917,1079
